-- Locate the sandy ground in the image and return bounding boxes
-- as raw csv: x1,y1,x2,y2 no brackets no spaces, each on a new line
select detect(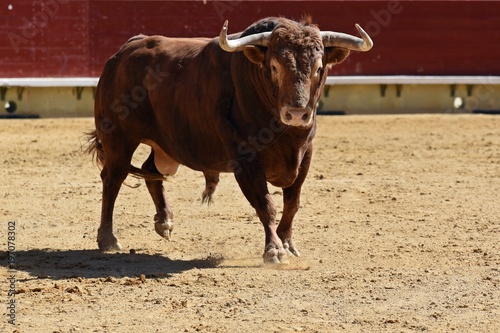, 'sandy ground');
1,114,499,333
